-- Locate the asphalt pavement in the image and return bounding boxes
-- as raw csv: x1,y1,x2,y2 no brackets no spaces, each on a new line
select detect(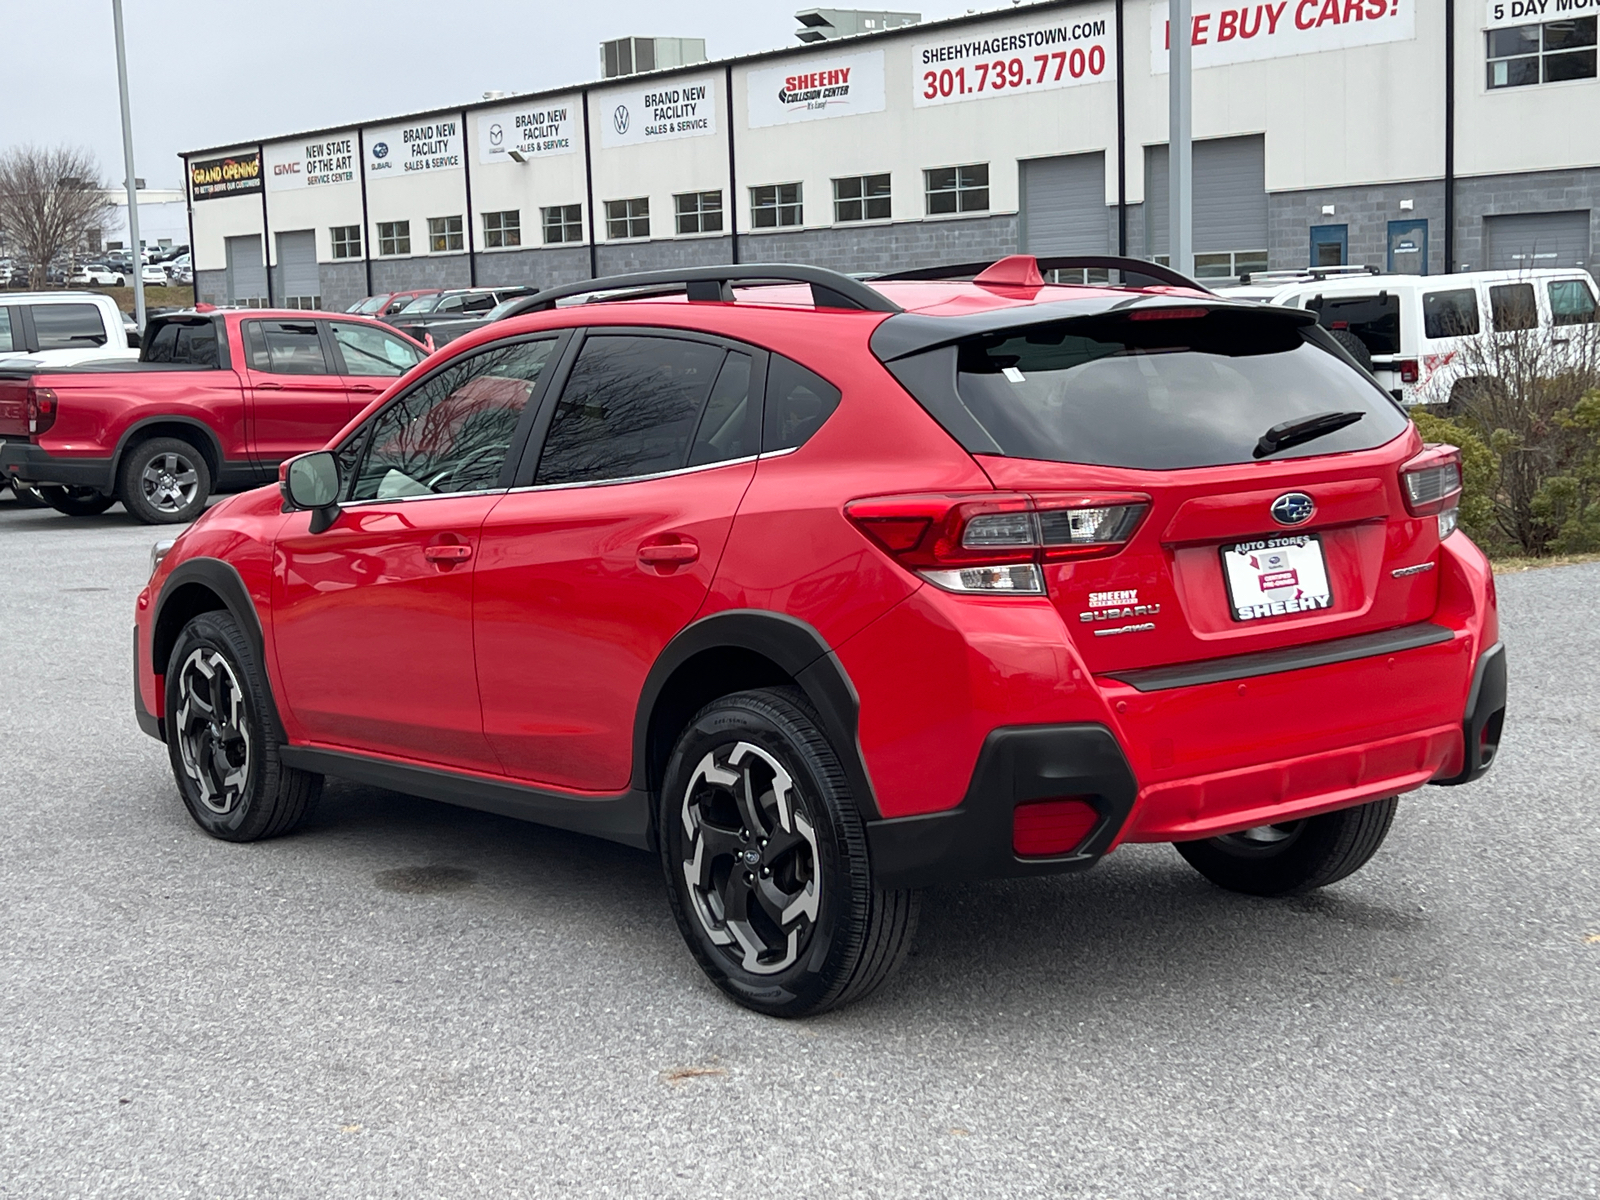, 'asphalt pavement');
1,491,1596,1199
